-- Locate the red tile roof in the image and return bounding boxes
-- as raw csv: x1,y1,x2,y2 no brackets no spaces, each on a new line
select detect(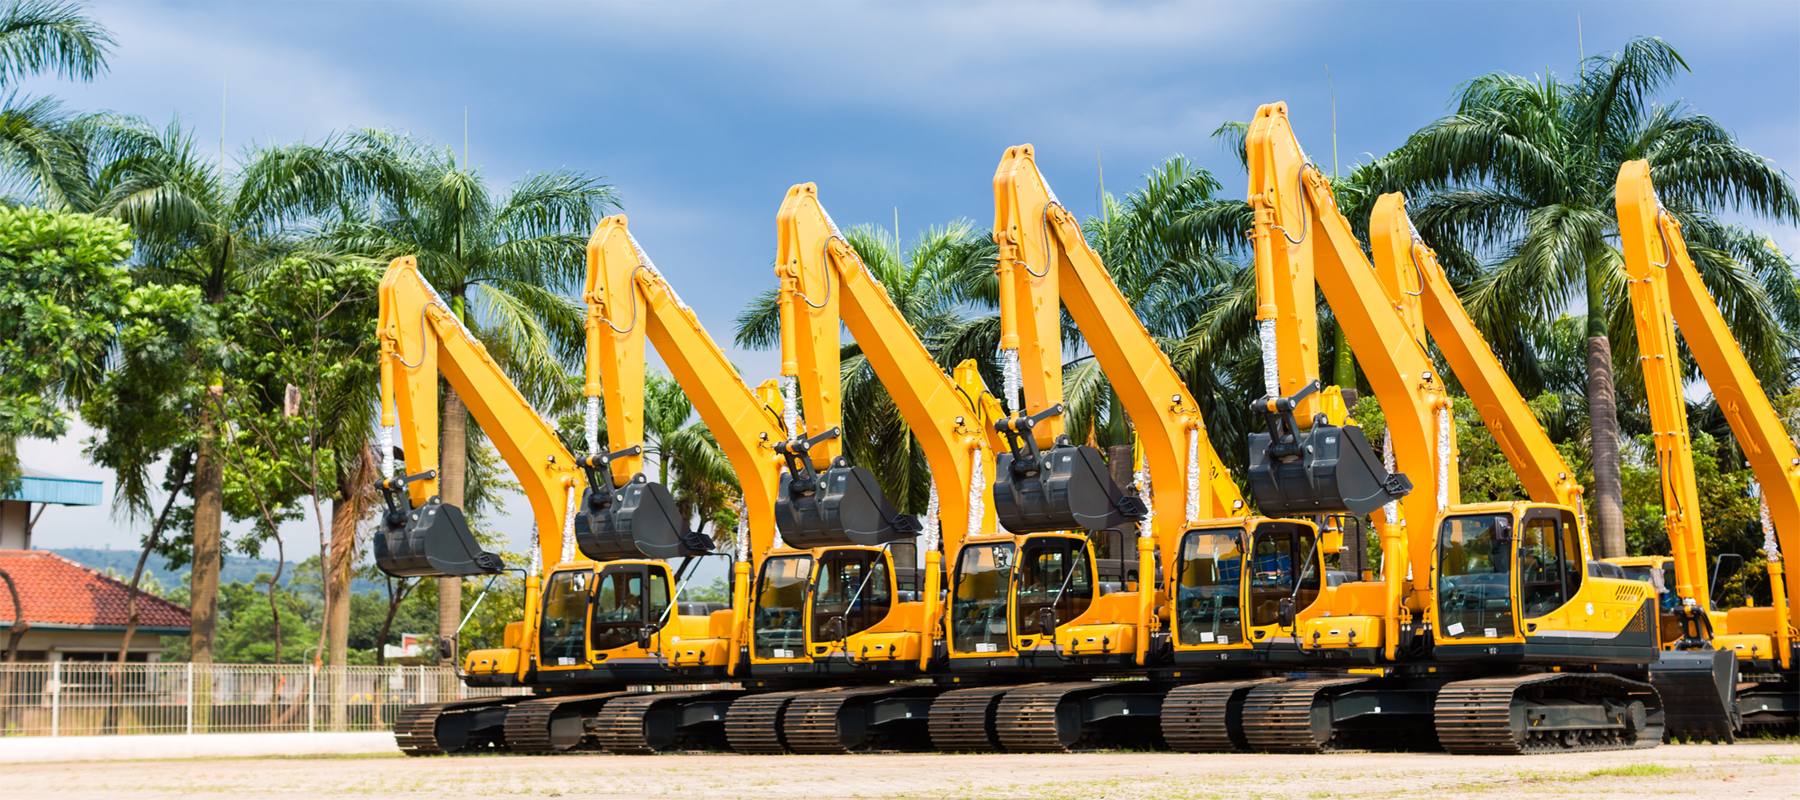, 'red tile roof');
0,550,191,632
